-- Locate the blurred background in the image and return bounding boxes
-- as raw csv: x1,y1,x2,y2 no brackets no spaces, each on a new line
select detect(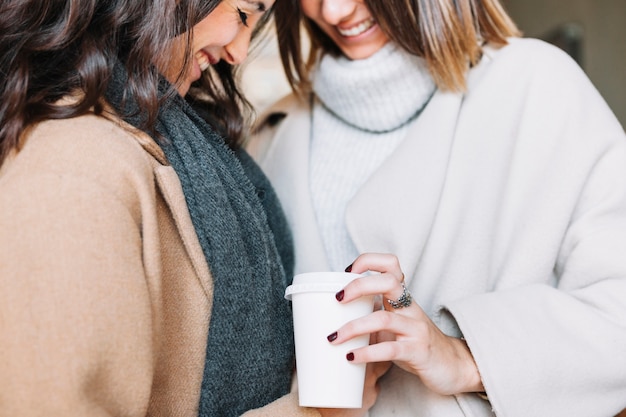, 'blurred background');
242,0,626,127
502,0,625,127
